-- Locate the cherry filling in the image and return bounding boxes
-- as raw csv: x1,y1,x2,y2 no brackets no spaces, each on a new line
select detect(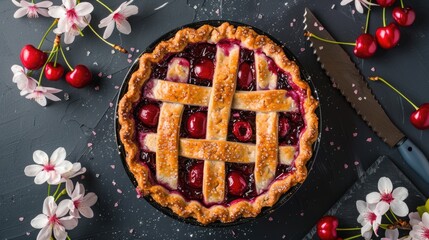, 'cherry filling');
135,42,306,205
